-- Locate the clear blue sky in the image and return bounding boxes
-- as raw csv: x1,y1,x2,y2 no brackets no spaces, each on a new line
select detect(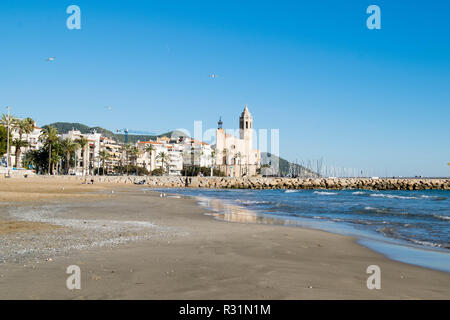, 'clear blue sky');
1,0,449,177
